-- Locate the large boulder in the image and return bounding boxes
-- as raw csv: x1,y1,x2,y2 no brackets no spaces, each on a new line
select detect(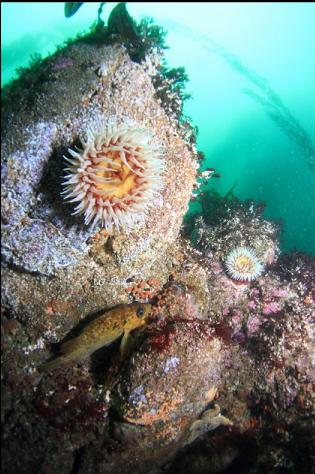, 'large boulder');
1,42,197,341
